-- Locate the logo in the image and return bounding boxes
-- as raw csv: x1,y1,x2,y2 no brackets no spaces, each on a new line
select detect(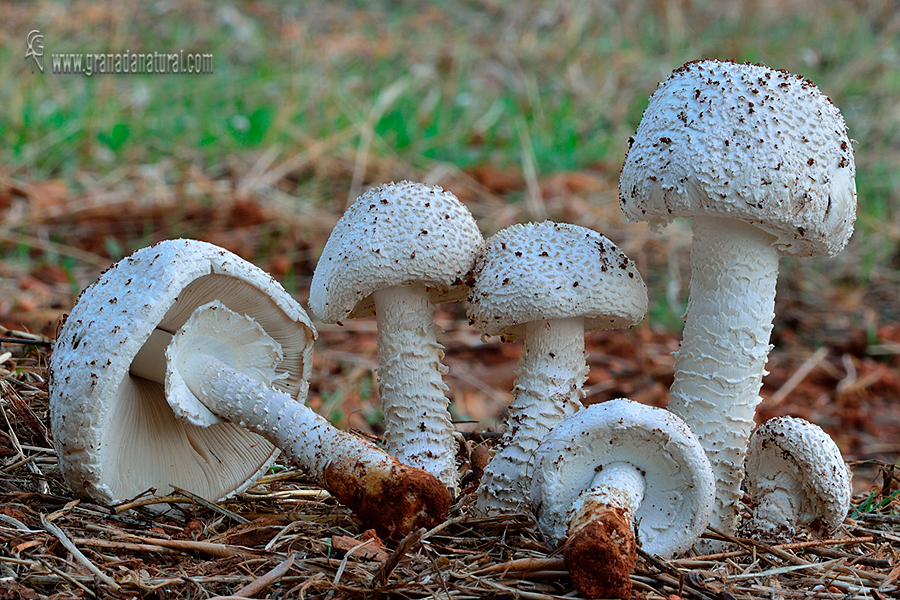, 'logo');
25,30,44,74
